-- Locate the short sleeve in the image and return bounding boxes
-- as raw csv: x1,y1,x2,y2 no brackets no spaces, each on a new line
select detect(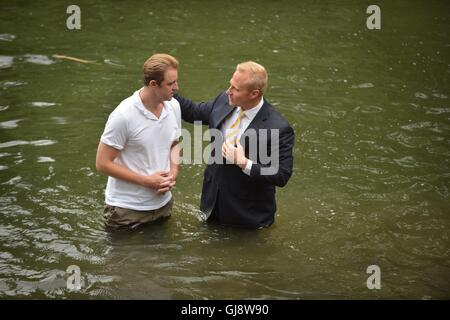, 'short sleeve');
169,99,182,141
100,111,128,150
